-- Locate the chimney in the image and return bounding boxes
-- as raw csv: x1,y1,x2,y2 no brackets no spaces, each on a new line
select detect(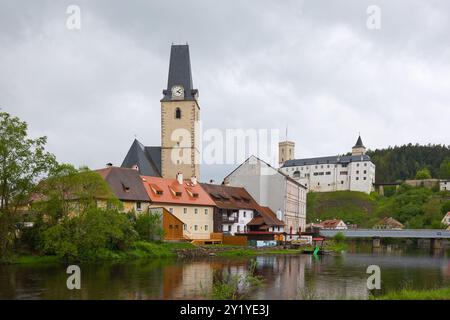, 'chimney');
176,172,183,185
106,163,113,167
190,175,197,186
